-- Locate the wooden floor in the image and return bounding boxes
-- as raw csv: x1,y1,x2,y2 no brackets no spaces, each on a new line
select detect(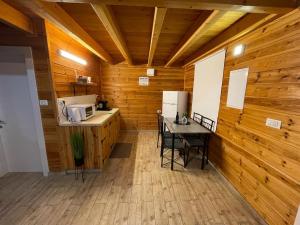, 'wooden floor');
0,131,266,225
